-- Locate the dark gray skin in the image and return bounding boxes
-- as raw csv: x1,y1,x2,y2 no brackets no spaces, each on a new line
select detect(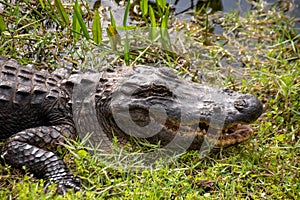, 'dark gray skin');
0,57,263,194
